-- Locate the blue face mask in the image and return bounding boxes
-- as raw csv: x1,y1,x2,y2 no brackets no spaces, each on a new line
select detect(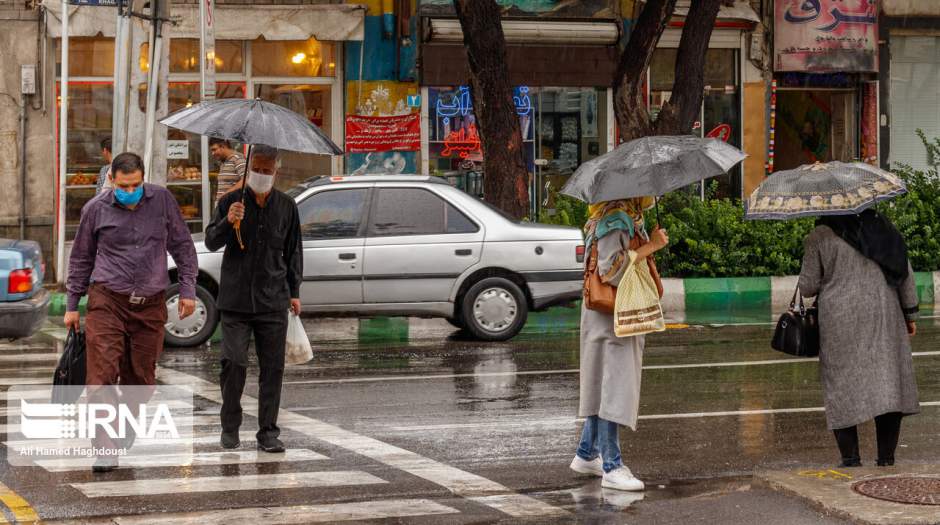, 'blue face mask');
114,185,144,206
